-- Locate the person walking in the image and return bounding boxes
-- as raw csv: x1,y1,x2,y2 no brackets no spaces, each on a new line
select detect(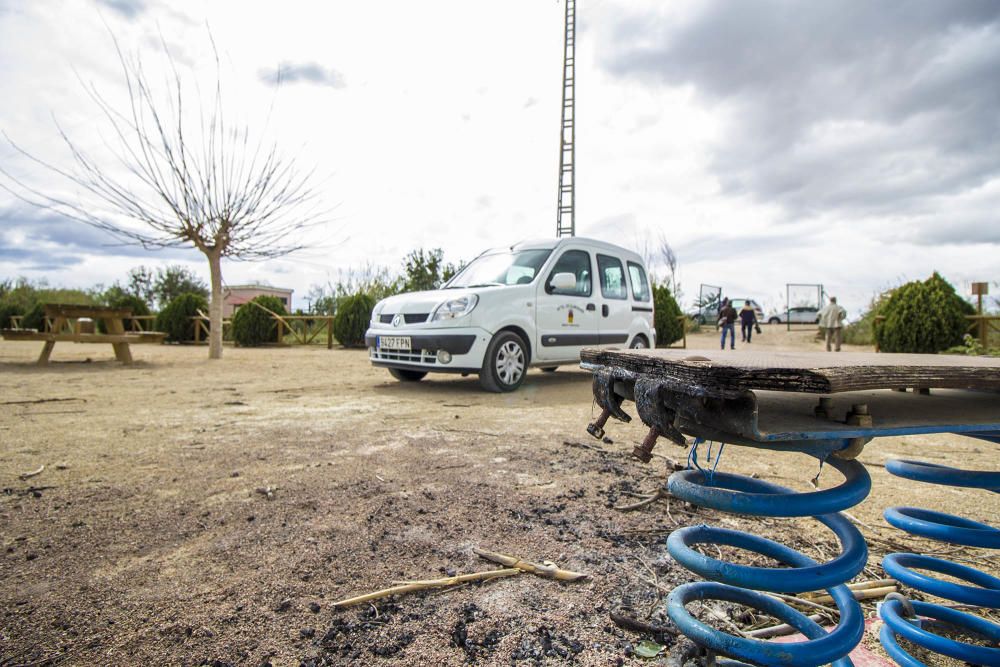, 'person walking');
739,302,758,343
718,298,737,350
817,296,848,351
